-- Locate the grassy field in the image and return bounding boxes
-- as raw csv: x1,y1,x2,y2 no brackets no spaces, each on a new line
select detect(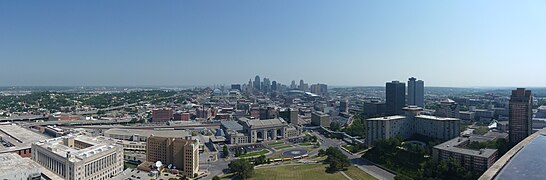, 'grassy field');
344,166,377,180
250,164,376,180
124,162,138,169
273,145,293,150
342,145,366,153
298,142,316,146
240,149,270,158
268,141,285,146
